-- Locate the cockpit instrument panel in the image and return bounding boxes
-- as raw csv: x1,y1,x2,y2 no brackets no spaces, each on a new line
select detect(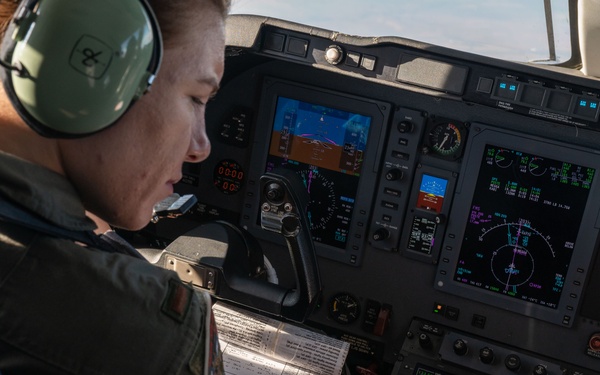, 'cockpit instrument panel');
152,15,600,374
241,78,391,265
